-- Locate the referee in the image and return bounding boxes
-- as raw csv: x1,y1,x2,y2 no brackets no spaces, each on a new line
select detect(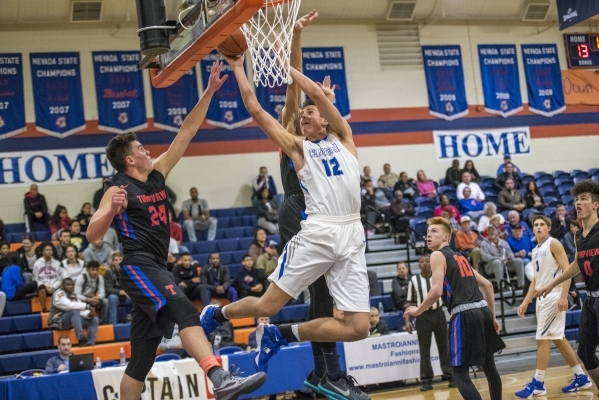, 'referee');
405,255,453,391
